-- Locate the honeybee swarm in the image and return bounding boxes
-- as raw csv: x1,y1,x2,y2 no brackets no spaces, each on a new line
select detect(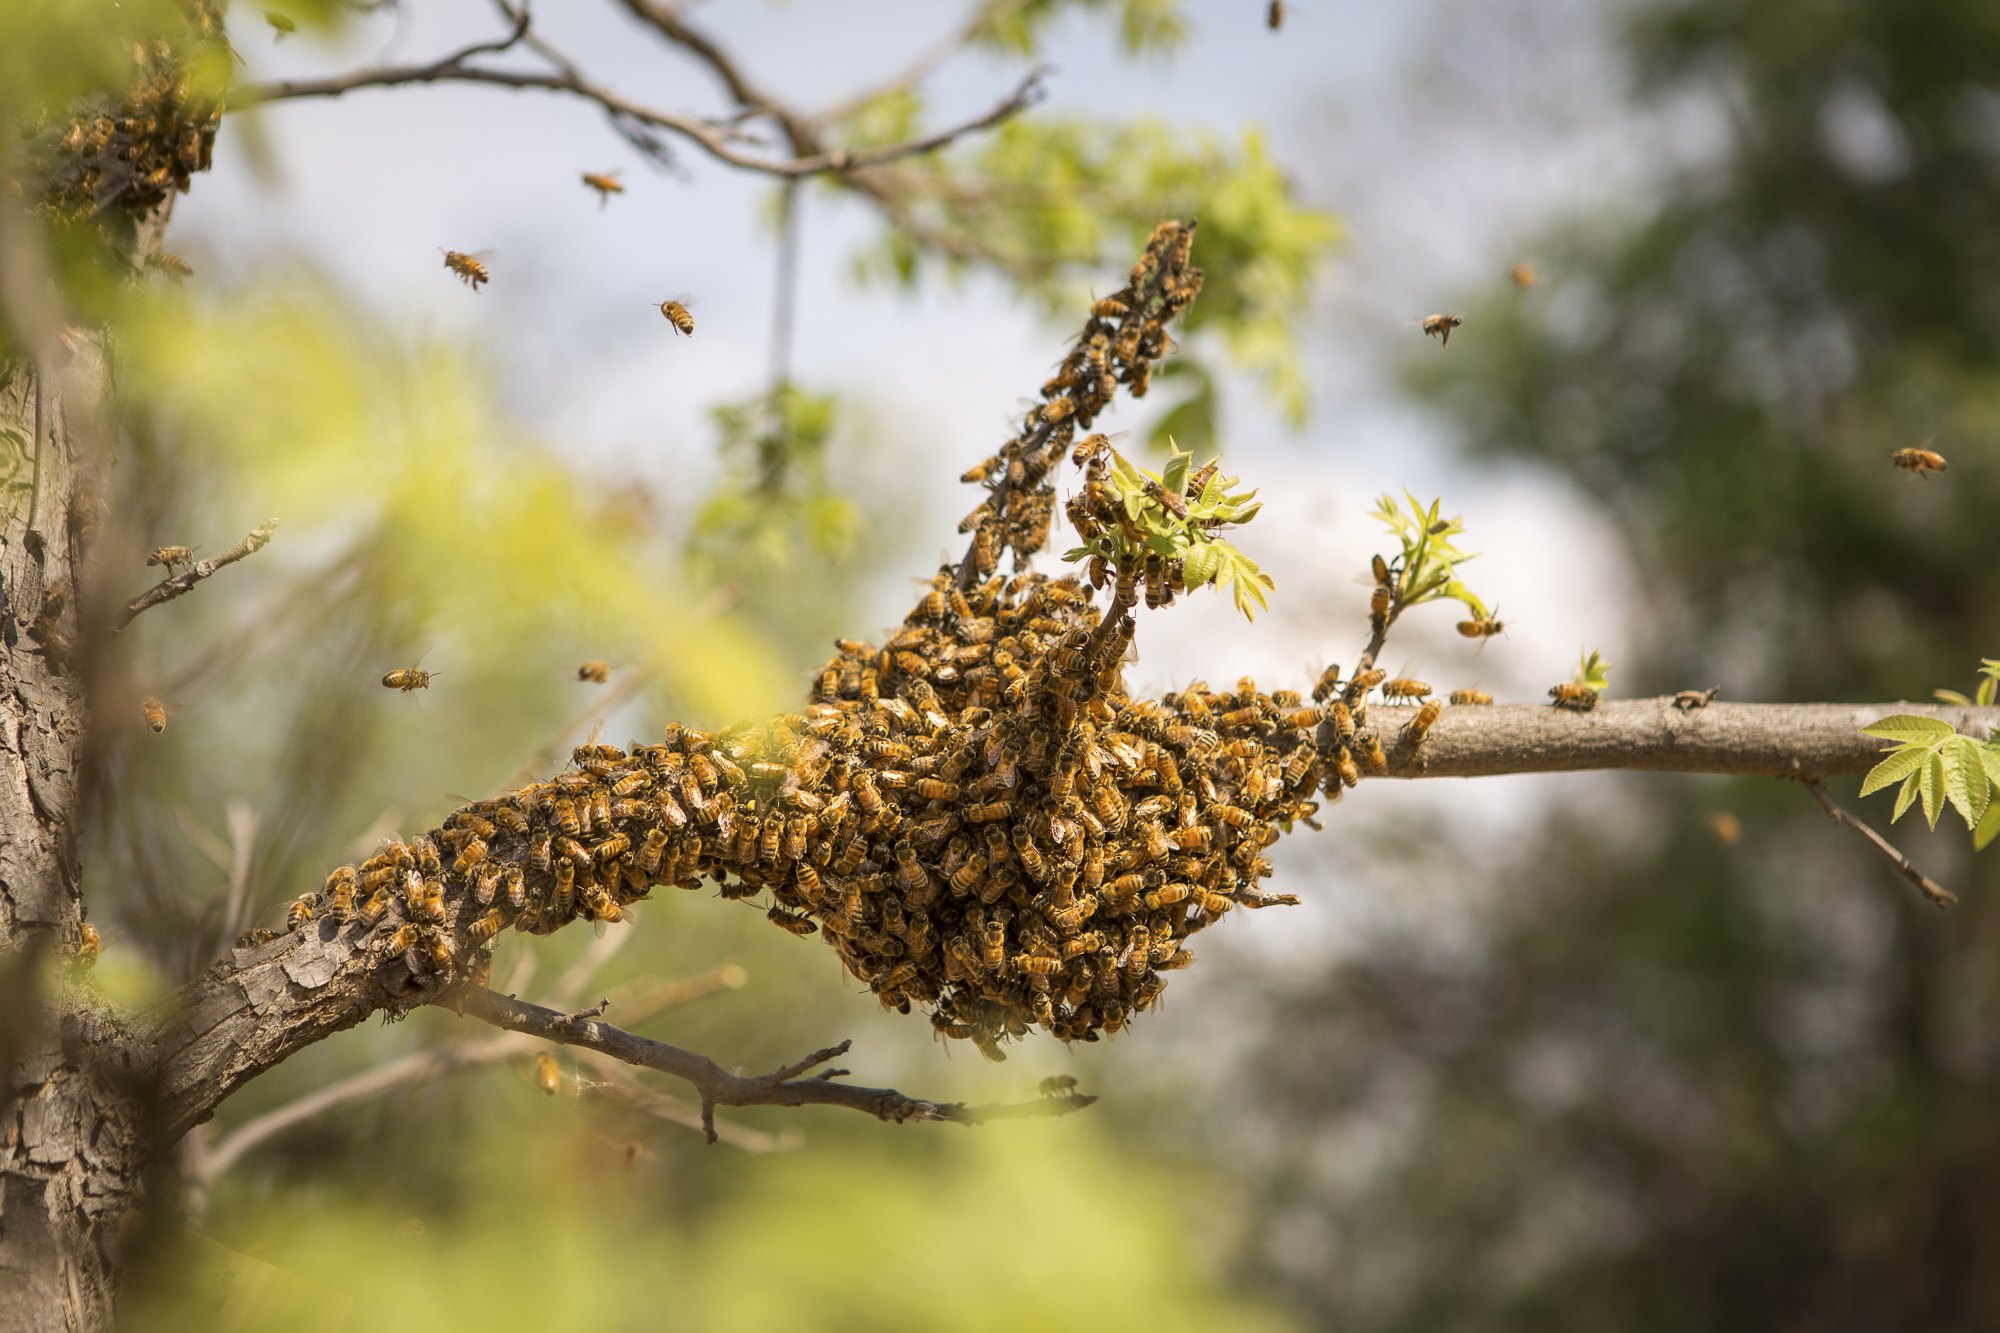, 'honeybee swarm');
291,220,1355,1056
26,5,229,223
